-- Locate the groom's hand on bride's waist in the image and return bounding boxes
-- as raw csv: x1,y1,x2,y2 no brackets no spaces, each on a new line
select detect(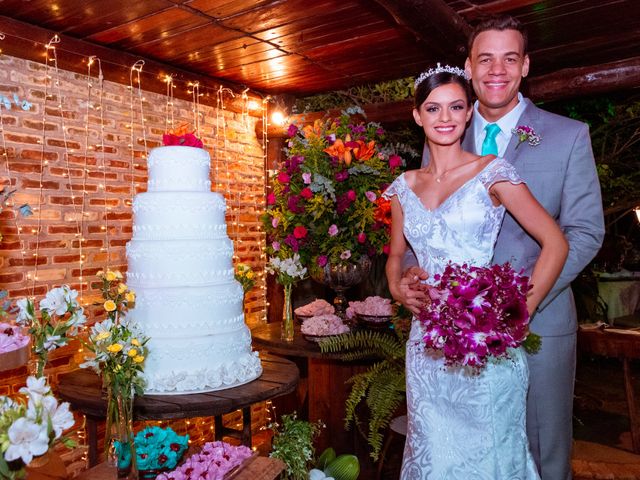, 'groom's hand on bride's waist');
398,266,430,315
